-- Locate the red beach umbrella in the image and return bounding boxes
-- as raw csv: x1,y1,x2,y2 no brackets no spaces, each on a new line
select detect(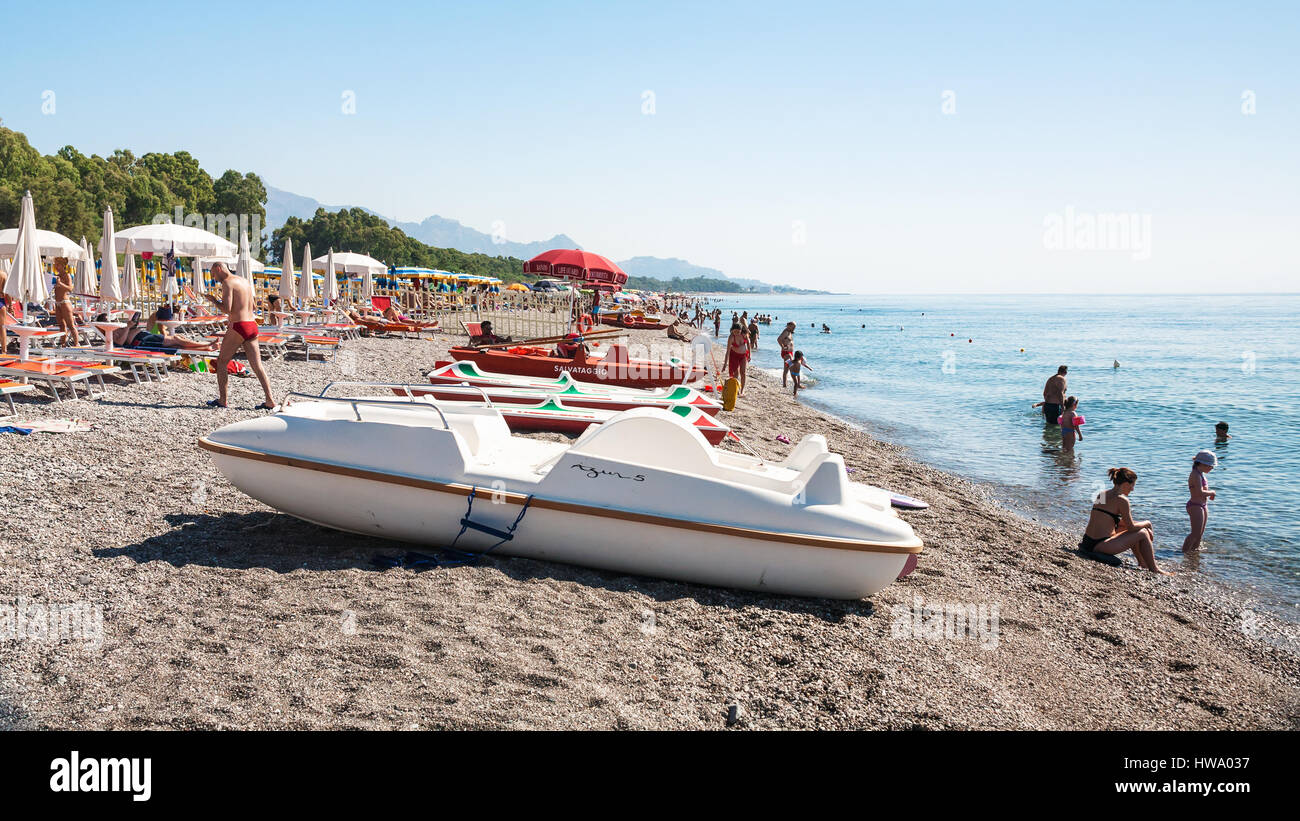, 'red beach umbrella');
523,249,627,288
